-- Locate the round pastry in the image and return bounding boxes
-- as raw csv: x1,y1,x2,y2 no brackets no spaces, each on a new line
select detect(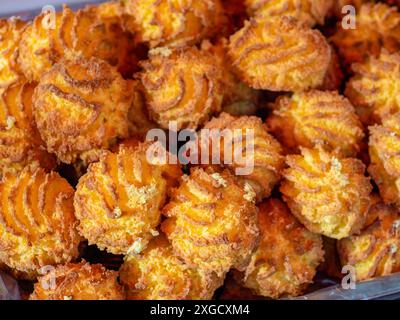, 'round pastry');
368,114,400,208
162,167,260,276
30,261,125,300
331,3,400,68
74,142,181,255
228,16,331,91
280,146,372,239
245,0,333,27
267,90,364,157
0,167,81,280
337,200,400,281
243,199,324,298
33,57,133,164
0,80,56,177
202,112,284,202
120,0,224,48
139,47,223,130
345,50,400,126
119,235,223,300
